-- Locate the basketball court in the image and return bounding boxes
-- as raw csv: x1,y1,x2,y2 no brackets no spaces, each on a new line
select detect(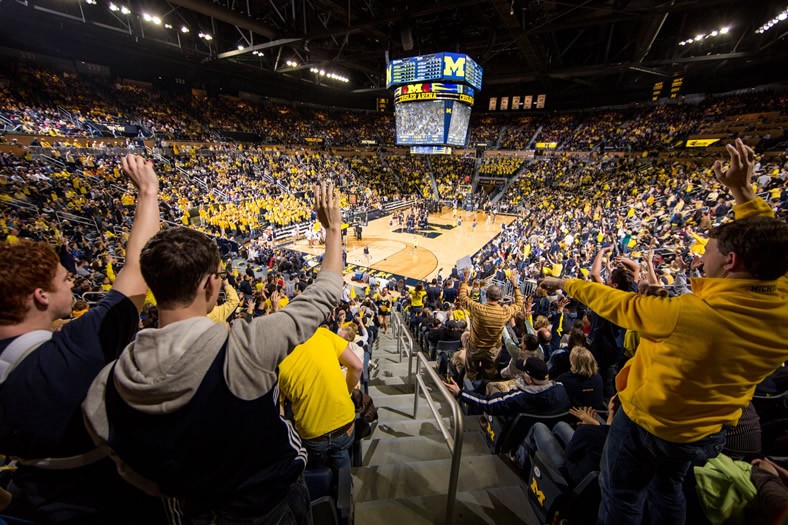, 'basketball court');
292,207,515,283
